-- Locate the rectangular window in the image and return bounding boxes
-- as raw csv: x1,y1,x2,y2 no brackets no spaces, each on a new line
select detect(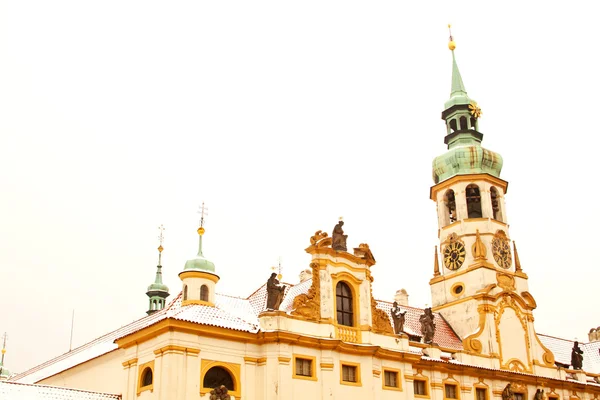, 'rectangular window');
414,379,427,396
295,358,312,377
384,370,398,388
445,384,458,399
342,365,357,382
476,388,487,400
